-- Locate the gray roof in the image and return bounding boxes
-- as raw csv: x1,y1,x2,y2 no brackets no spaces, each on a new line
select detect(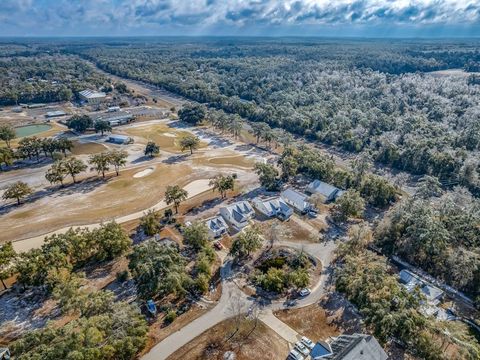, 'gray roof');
322,334,387,360
205,216,227,231
79,89,106,99
253,196,291,215
307,180,342,200
108,134,130,141
281,188,310,211
221,201,254,223
399,270,444,302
